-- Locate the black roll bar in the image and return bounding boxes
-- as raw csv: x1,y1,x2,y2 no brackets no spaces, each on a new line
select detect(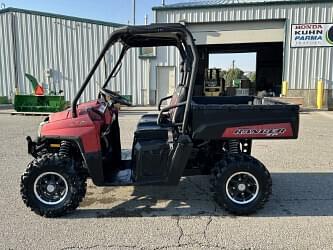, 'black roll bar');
71,34,116,117
102,46,128,89
71,24,198,128
181,30,198,133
